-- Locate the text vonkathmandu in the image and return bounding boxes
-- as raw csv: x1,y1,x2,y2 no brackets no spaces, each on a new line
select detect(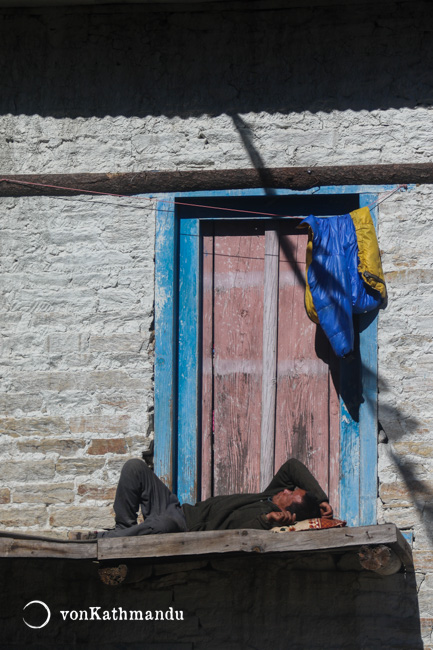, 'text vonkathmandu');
60,607,184,622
